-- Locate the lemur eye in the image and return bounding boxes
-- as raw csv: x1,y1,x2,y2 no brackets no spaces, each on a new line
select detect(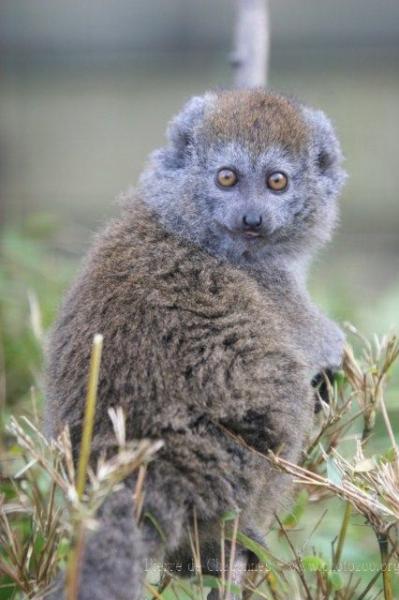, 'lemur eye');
267,171,288,192
216,168,238,188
